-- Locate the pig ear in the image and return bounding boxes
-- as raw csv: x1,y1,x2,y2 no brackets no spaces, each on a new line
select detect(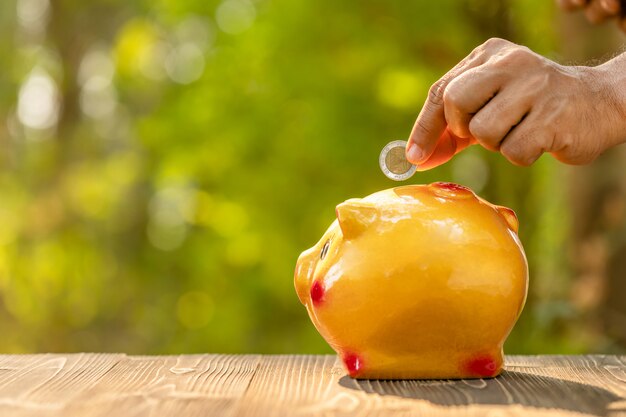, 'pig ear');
495,205,519,233
335,199,378,240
